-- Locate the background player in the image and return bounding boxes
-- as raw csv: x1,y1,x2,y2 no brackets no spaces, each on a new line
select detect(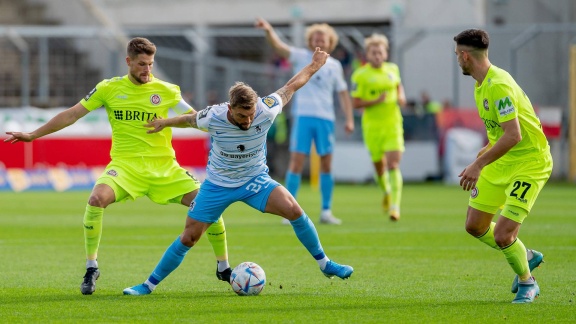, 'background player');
123,47,353,296
4,37,231,295
350,33,406,221
454,29,552,303
255,17,354,225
